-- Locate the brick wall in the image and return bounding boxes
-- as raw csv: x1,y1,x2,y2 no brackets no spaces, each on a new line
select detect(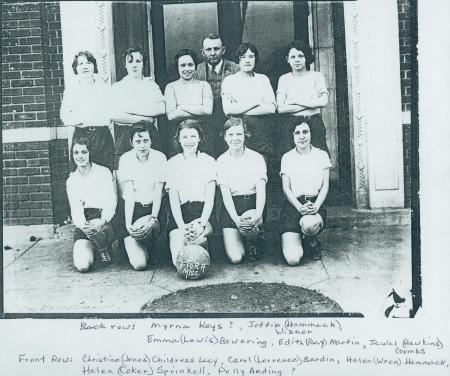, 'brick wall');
397,0,413,208
2,1,69,226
